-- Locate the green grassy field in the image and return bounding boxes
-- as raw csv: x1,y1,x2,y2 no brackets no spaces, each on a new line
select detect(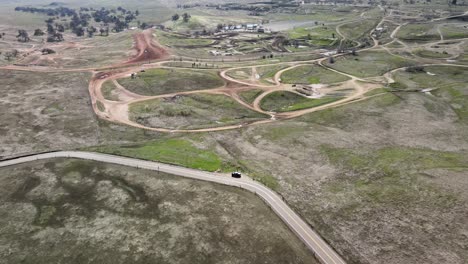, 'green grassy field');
392,65,468,90
119,68,224,96
339,18,380,40
91,138,222,171
155,30,215,47
101,81,119,101
281,64,350,84
260,91,342,112
239,89,264,104
325,51,416,78
439,23,468,39
414,49,451,59
397,23,441,42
